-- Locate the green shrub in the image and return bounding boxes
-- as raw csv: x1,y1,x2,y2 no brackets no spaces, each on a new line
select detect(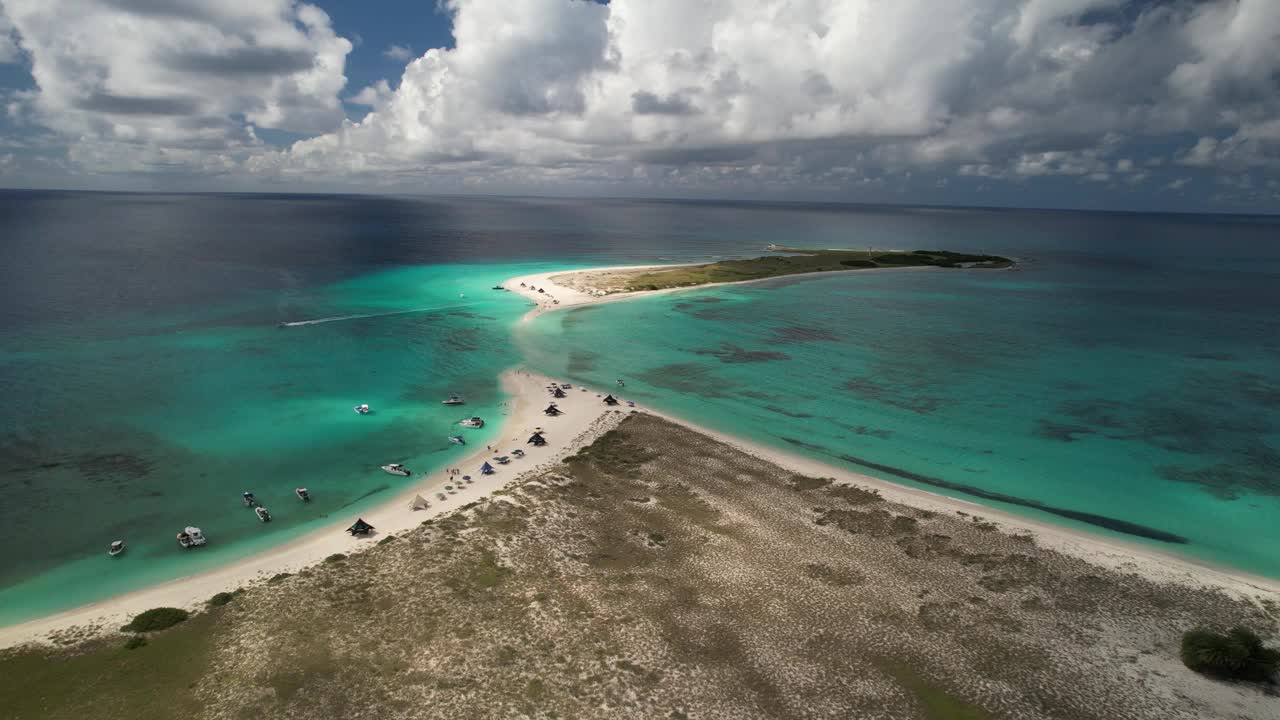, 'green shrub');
120,607,190,633
839,259,877,268
1181,627,1279,682
377,535,397,546
324,553,347,564
123,635,148,650
268,572,293,583
206,591,236,608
